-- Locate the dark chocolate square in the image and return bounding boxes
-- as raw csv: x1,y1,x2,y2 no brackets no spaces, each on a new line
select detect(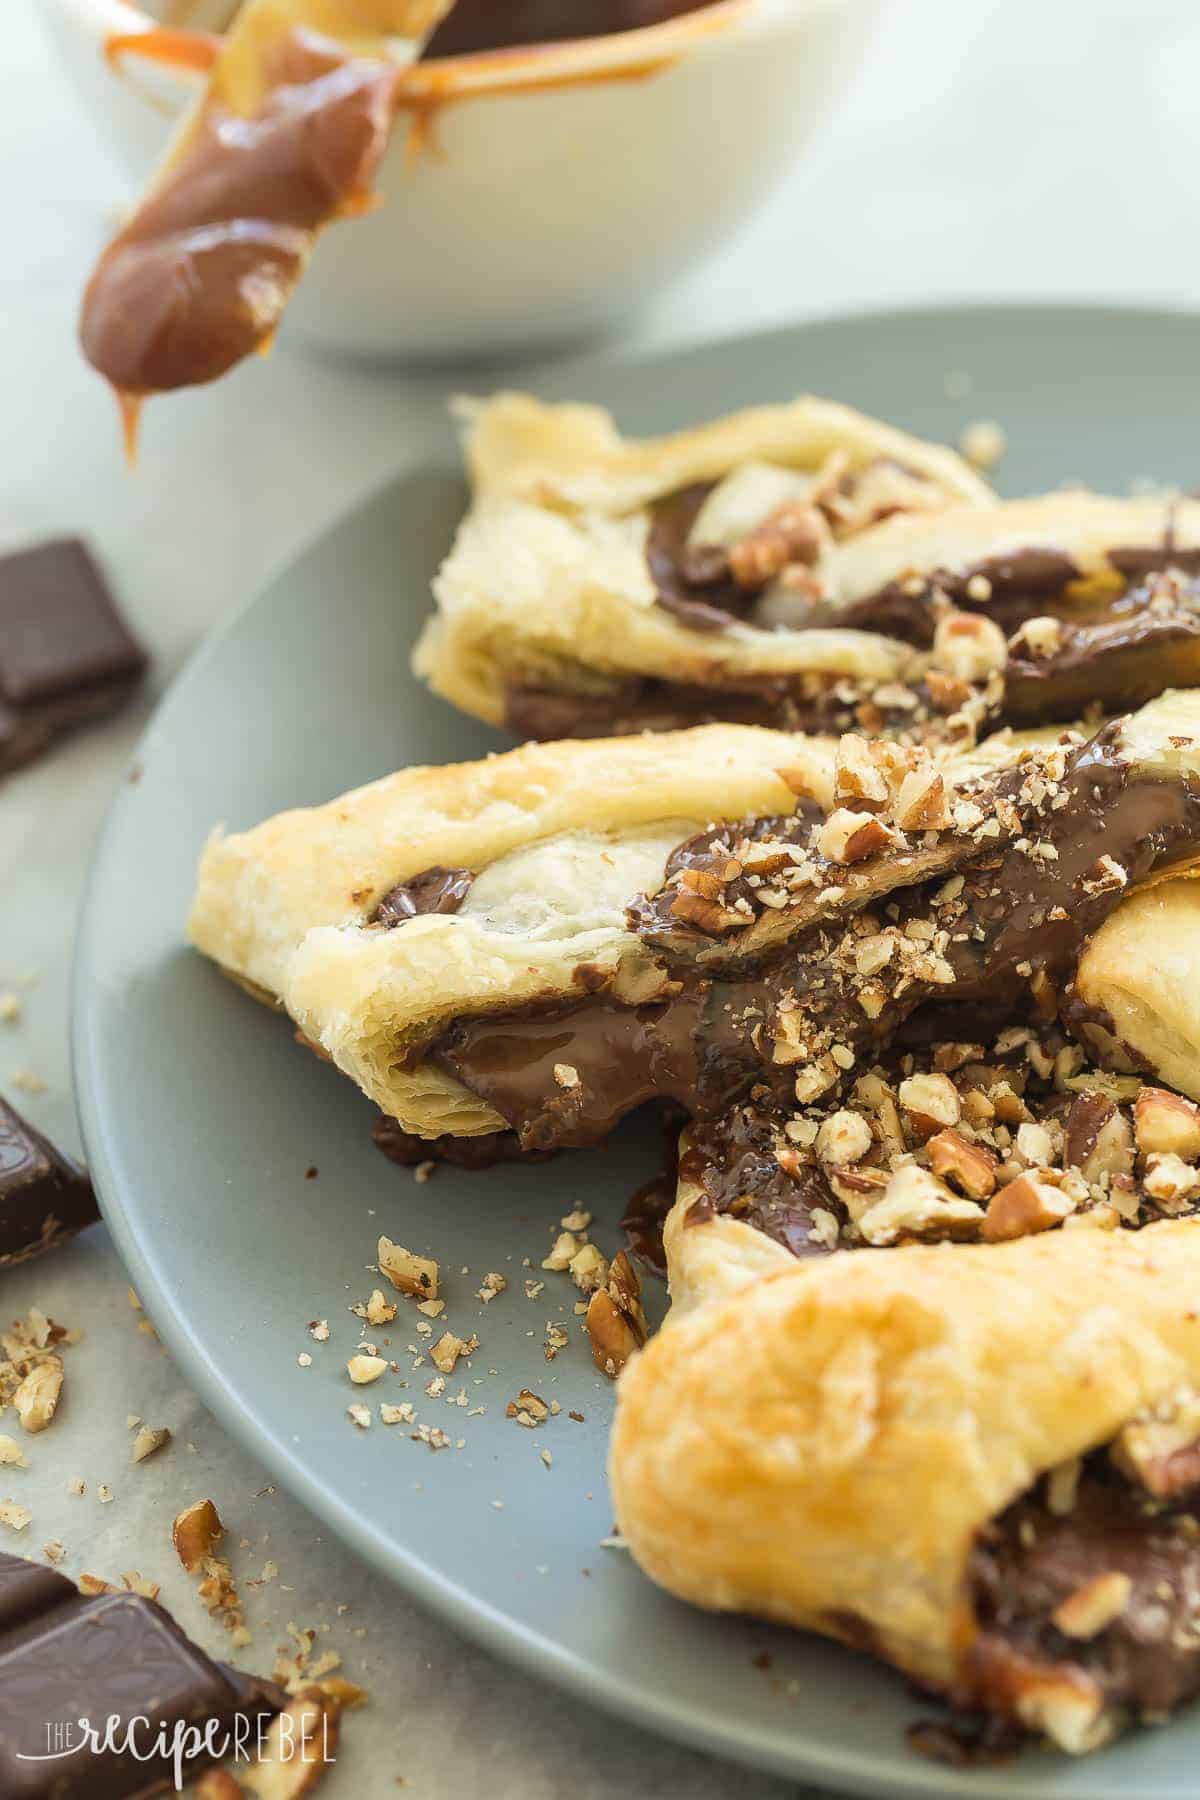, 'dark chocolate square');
0,538,146,704
0,538,147,772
